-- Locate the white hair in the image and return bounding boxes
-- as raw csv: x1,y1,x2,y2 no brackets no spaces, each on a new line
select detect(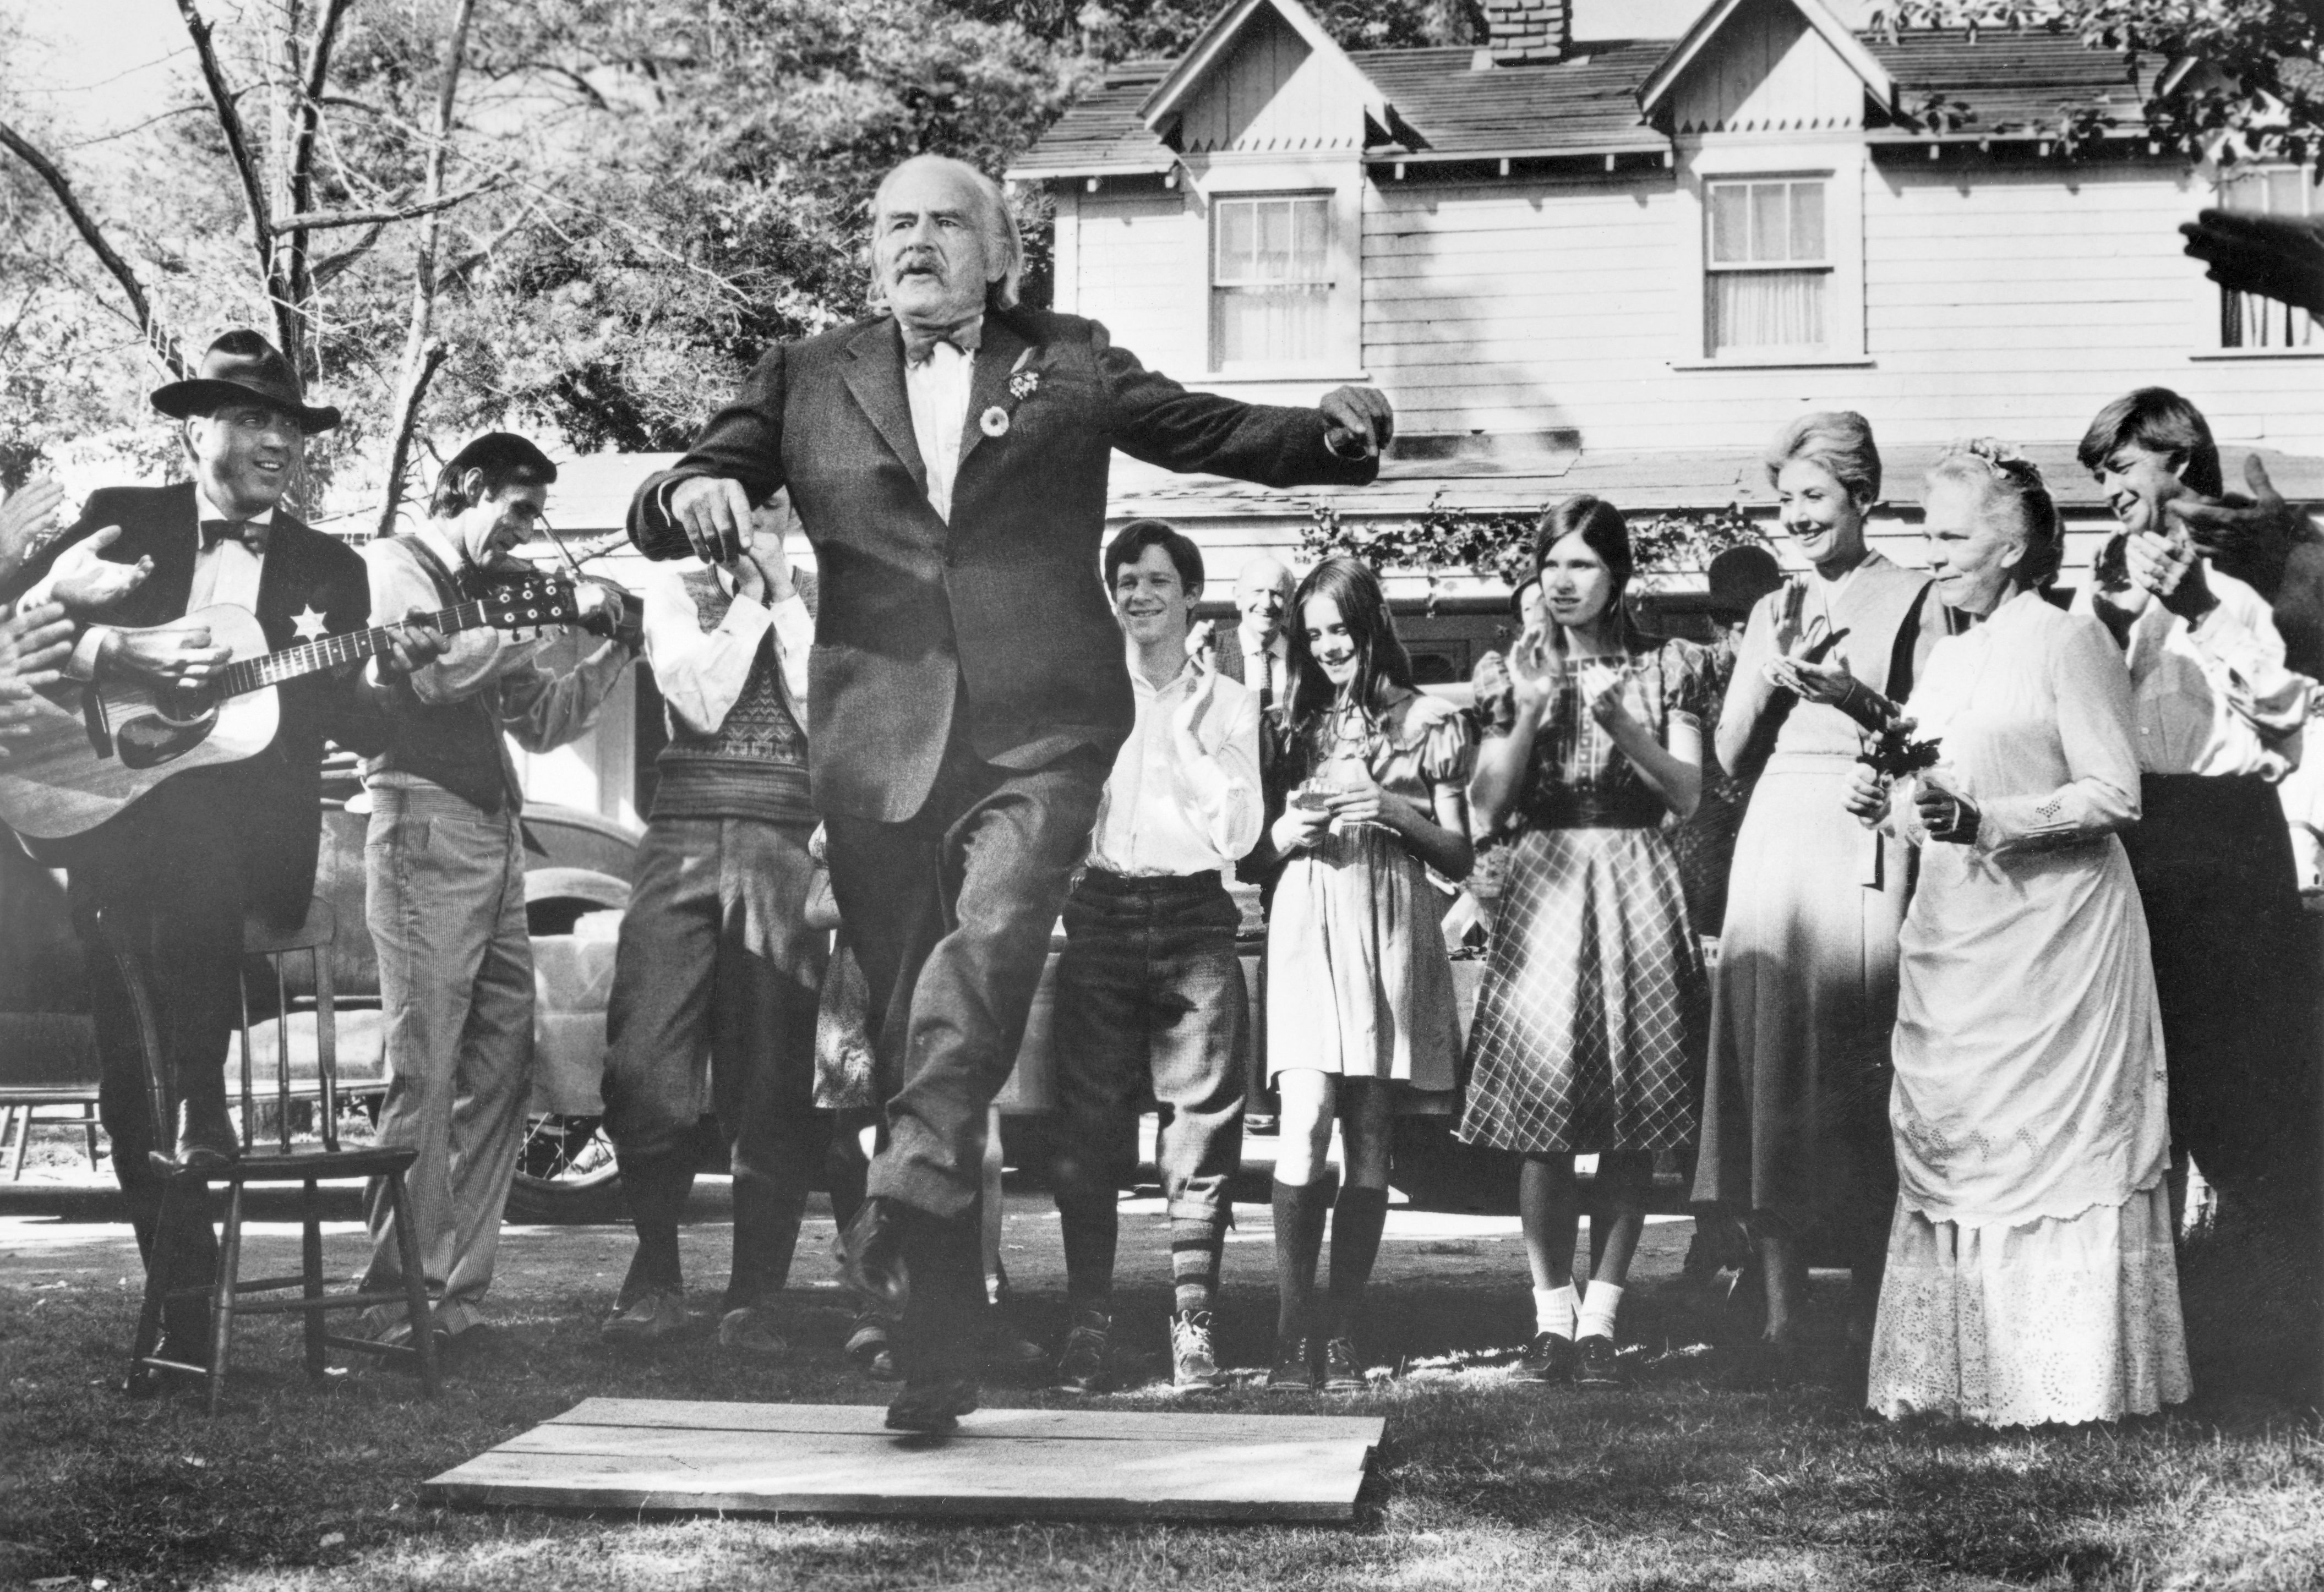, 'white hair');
869,154,1024,311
